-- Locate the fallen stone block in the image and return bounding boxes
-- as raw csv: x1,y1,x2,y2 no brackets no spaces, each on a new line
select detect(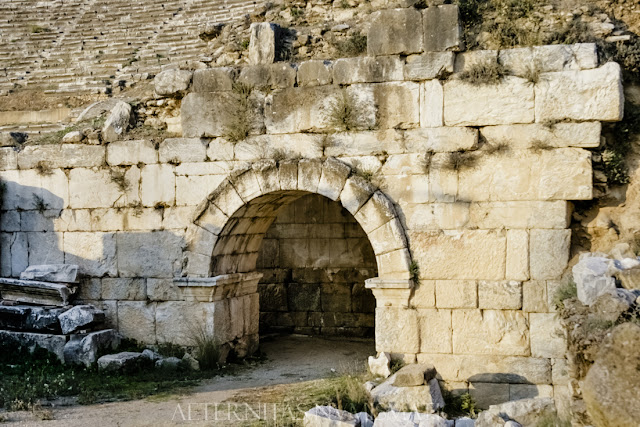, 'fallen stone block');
63,329,120,367
156,356,182,370
572,256,617,306
0,305,68,333
98,352,144,372
368,352,392,378
475,398,556,427
58,305,105,334
370,374,445,413
102,101,132,143
0,278,76,306
154,69,193,97
20,264,78,283
61,130,84,143
591,288,636,322
303,406,358,427
393,363,437,387
249,22,281,65
0,330,68,362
